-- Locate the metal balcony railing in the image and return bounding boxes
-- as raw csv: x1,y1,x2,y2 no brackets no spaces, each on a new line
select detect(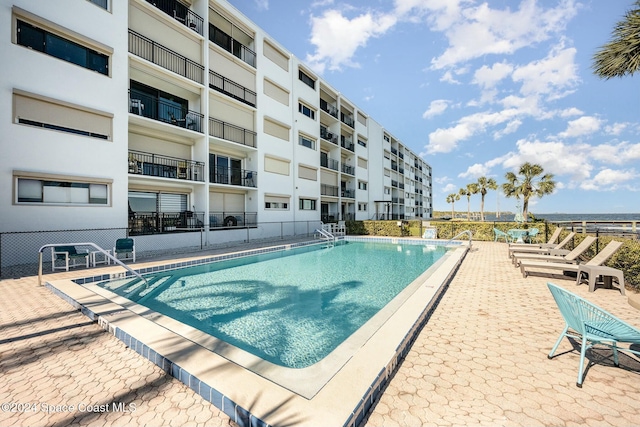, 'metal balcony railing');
209,166,257,188
340,136,354,152
320,127,338,145
321,156,339,171
340,112,354,128
129,211,205,235
128,150,204,182
209,117,257,148
209,24,256,67
341,164,355,175
320,99,338,118
209,71,256,107
391,180,398,188
129,88,203,133
210,212,257,228
342,188,355,198
321,184,339,197
129,30,204,84
144,0,204,35
391,147,398,155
